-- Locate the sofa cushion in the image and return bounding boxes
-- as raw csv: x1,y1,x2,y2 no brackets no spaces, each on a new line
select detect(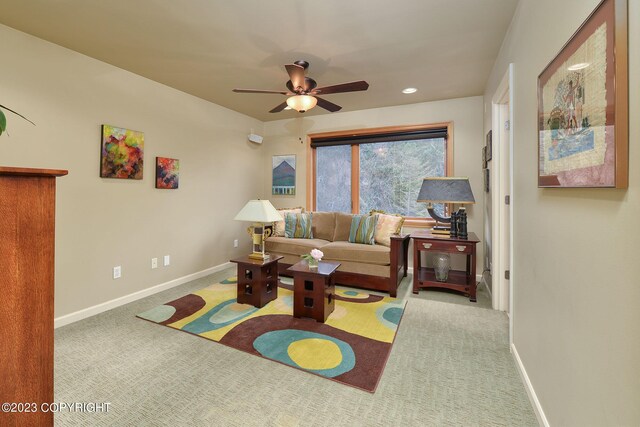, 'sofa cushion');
374,213,405,247
285,212,313,238
348,214,377,245
333,212,353,242
273,207,303,237
321,241,390,266
265,236,330,256
310,211,335,241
